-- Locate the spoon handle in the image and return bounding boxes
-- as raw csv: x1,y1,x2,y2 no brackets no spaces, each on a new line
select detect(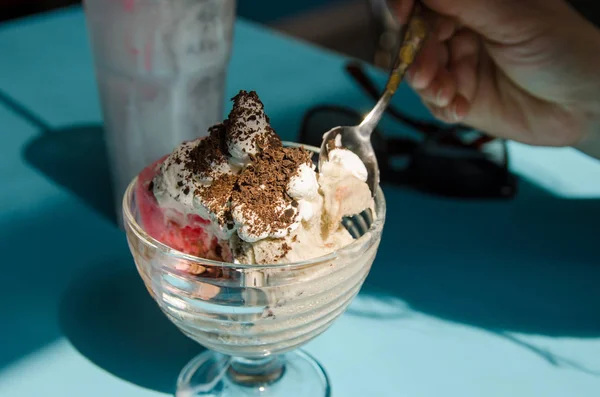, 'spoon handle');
359,2,429,136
